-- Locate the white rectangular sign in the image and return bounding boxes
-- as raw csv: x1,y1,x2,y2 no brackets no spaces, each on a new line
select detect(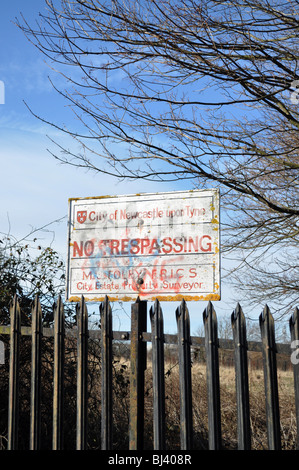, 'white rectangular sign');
66,189,220,302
